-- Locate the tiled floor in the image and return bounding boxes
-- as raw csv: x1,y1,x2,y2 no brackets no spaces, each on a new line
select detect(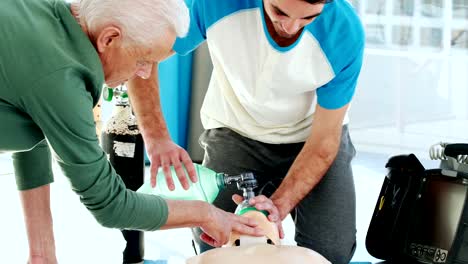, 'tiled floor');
0,152,439,263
